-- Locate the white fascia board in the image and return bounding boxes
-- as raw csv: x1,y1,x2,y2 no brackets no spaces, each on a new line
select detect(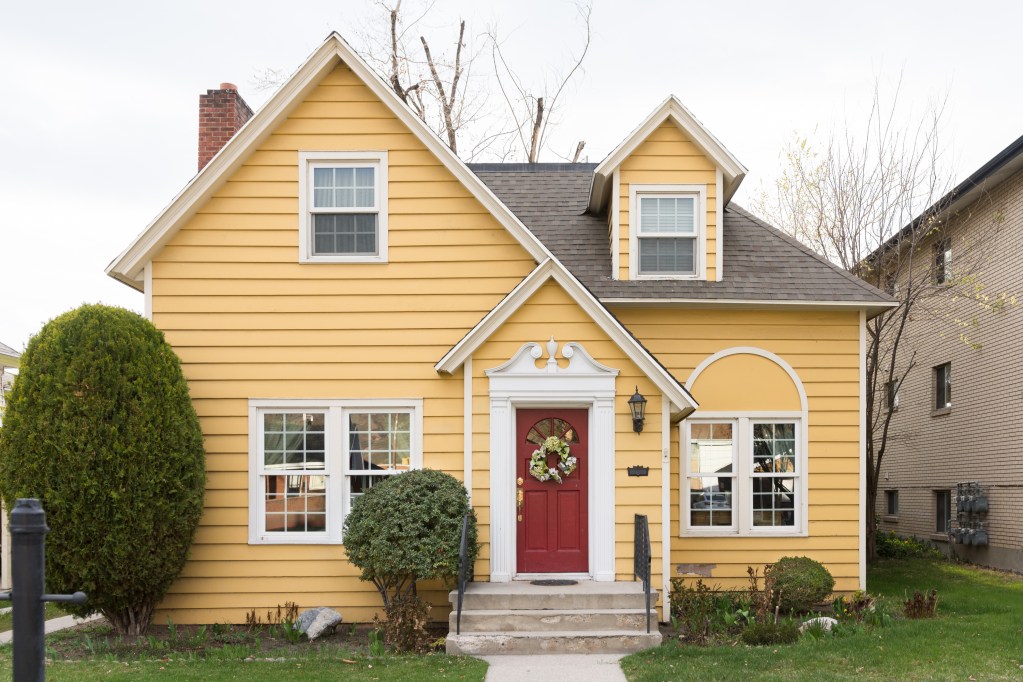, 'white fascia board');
107,32,552,290
602,297,899,319
106,37,344,289
588,96,748,213
435,259,699,417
